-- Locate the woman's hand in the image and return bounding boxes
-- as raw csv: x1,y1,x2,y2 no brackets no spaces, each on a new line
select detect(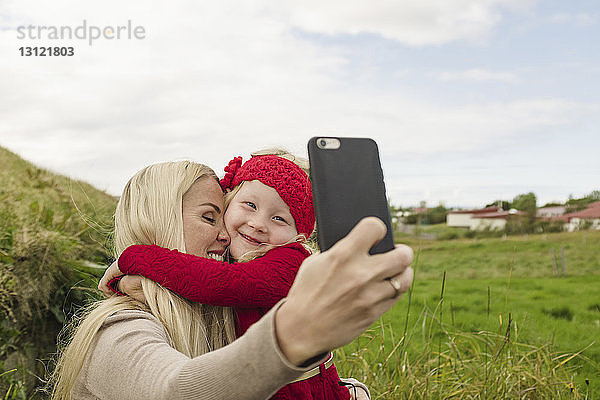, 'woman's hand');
118,275,147,303
98,261,123,296
275,217,414,366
